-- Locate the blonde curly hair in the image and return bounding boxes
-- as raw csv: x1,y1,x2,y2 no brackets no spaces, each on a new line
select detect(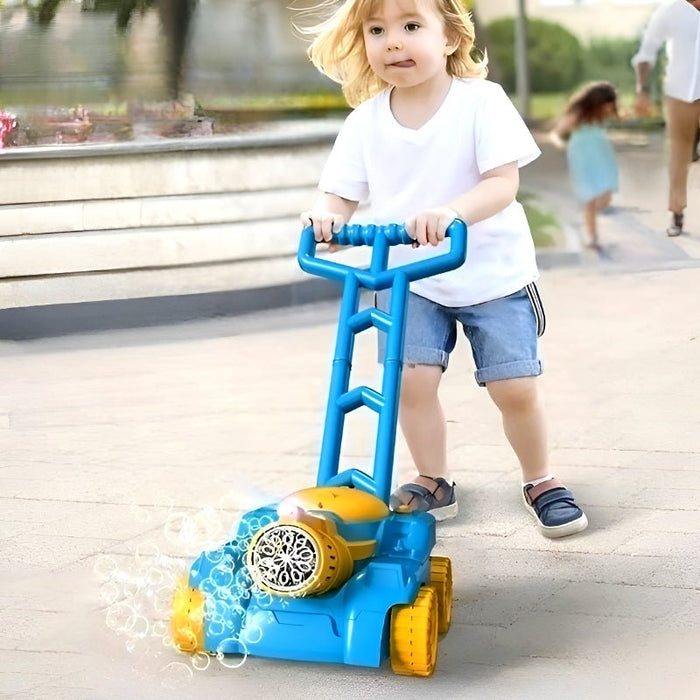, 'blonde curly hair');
298,0,487,107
